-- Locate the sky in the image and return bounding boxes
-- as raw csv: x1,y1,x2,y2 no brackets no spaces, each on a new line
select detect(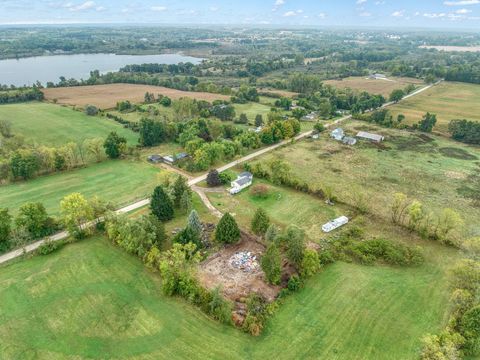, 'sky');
0,0,479,29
